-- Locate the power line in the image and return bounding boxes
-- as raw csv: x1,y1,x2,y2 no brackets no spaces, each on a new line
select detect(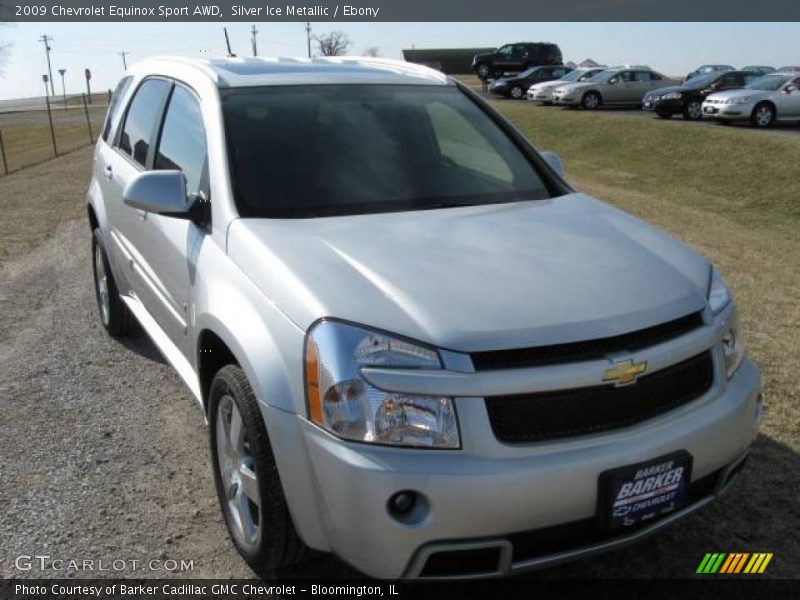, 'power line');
251,24,258,57
39,34,55,96
119,51,129,70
